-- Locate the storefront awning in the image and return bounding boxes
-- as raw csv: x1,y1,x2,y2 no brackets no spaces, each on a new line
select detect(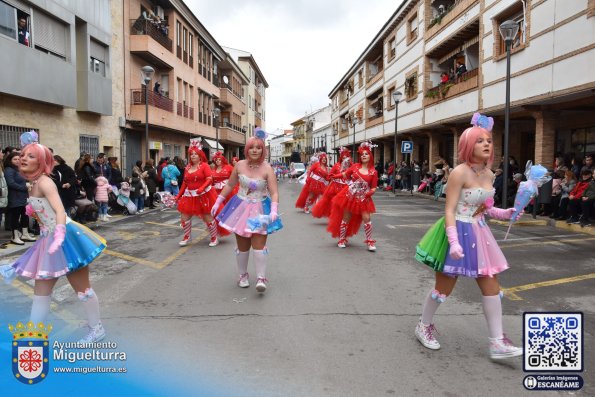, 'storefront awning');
202,138,224,150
